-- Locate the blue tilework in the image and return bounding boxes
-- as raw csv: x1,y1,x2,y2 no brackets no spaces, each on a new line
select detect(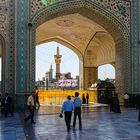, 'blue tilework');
17,0,28,92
